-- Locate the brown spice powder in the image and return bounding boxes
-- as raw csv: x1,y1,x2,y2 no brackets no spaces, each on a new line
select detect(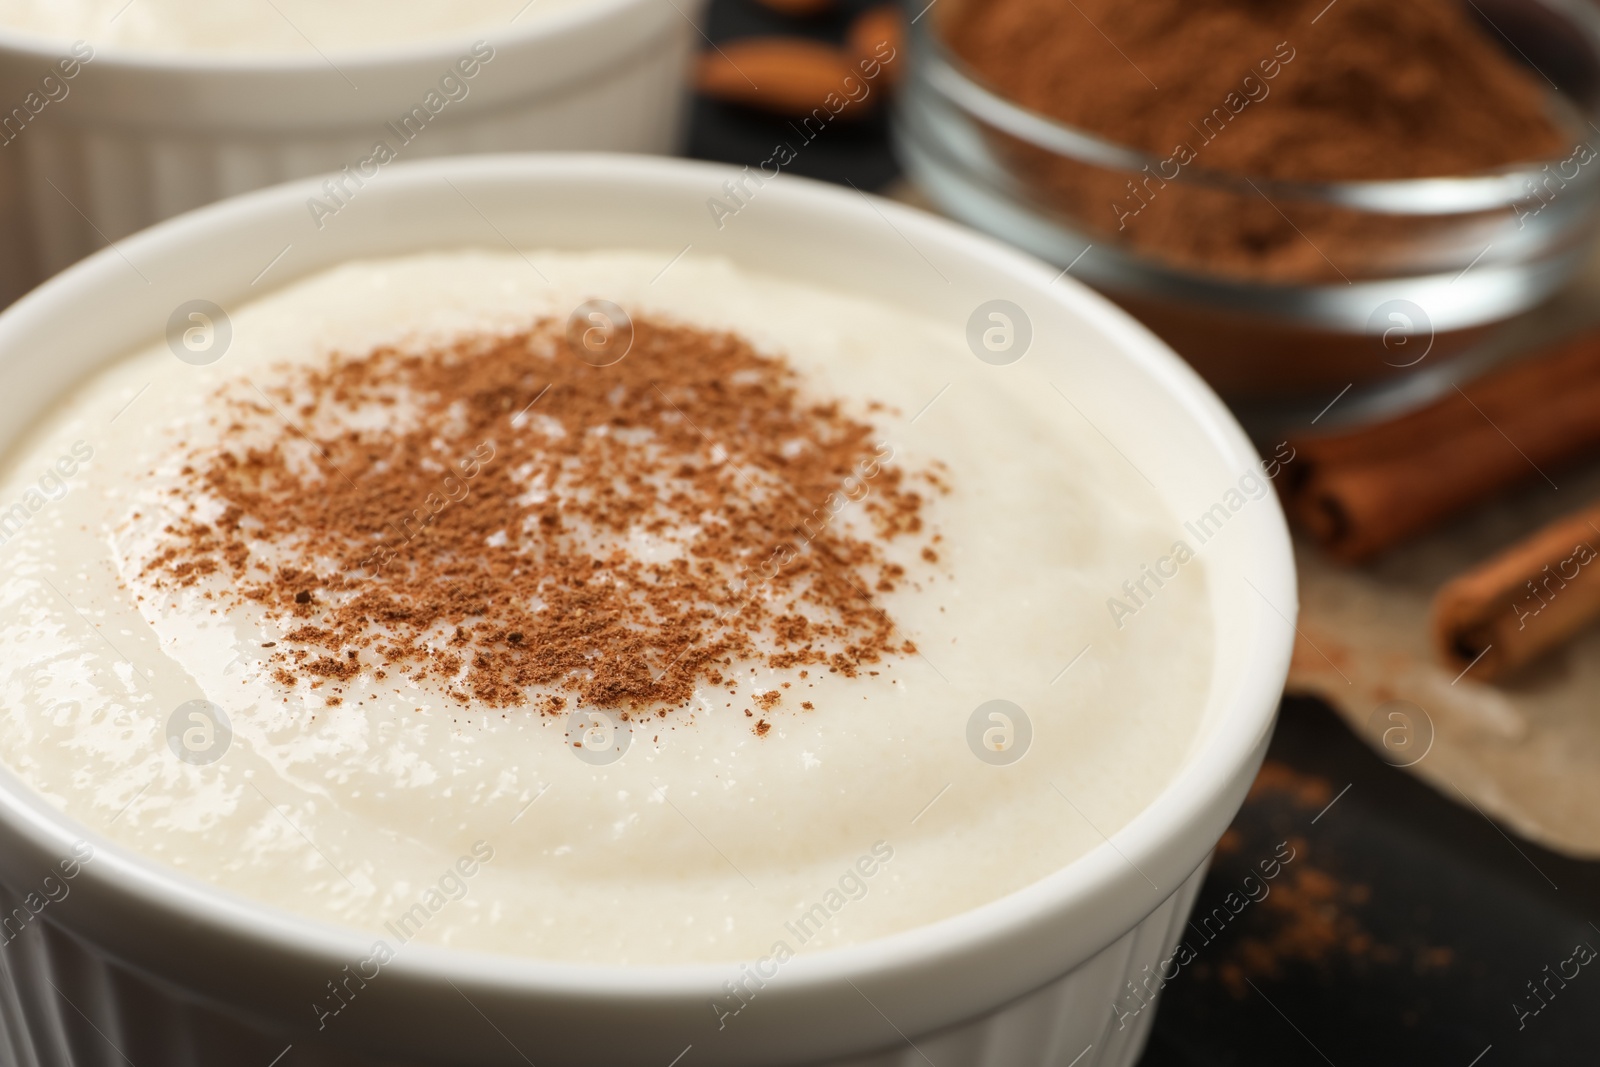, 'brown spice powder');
1205,759,1451,997
141,316,932,714
942,0,1570,284
947,0,1565,183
